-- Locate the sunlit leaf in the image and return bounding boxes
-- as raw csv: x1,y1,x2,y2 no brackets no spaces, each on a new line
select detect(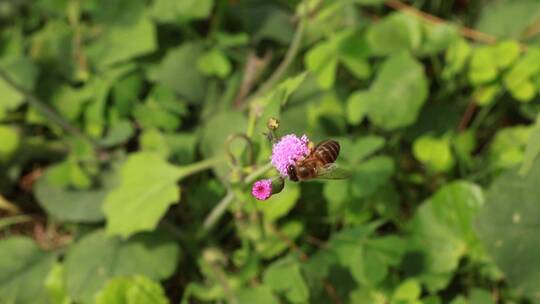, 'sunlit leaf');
366,12,421,55
103,152,182,237
365,52,428,130
95,275,168,304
